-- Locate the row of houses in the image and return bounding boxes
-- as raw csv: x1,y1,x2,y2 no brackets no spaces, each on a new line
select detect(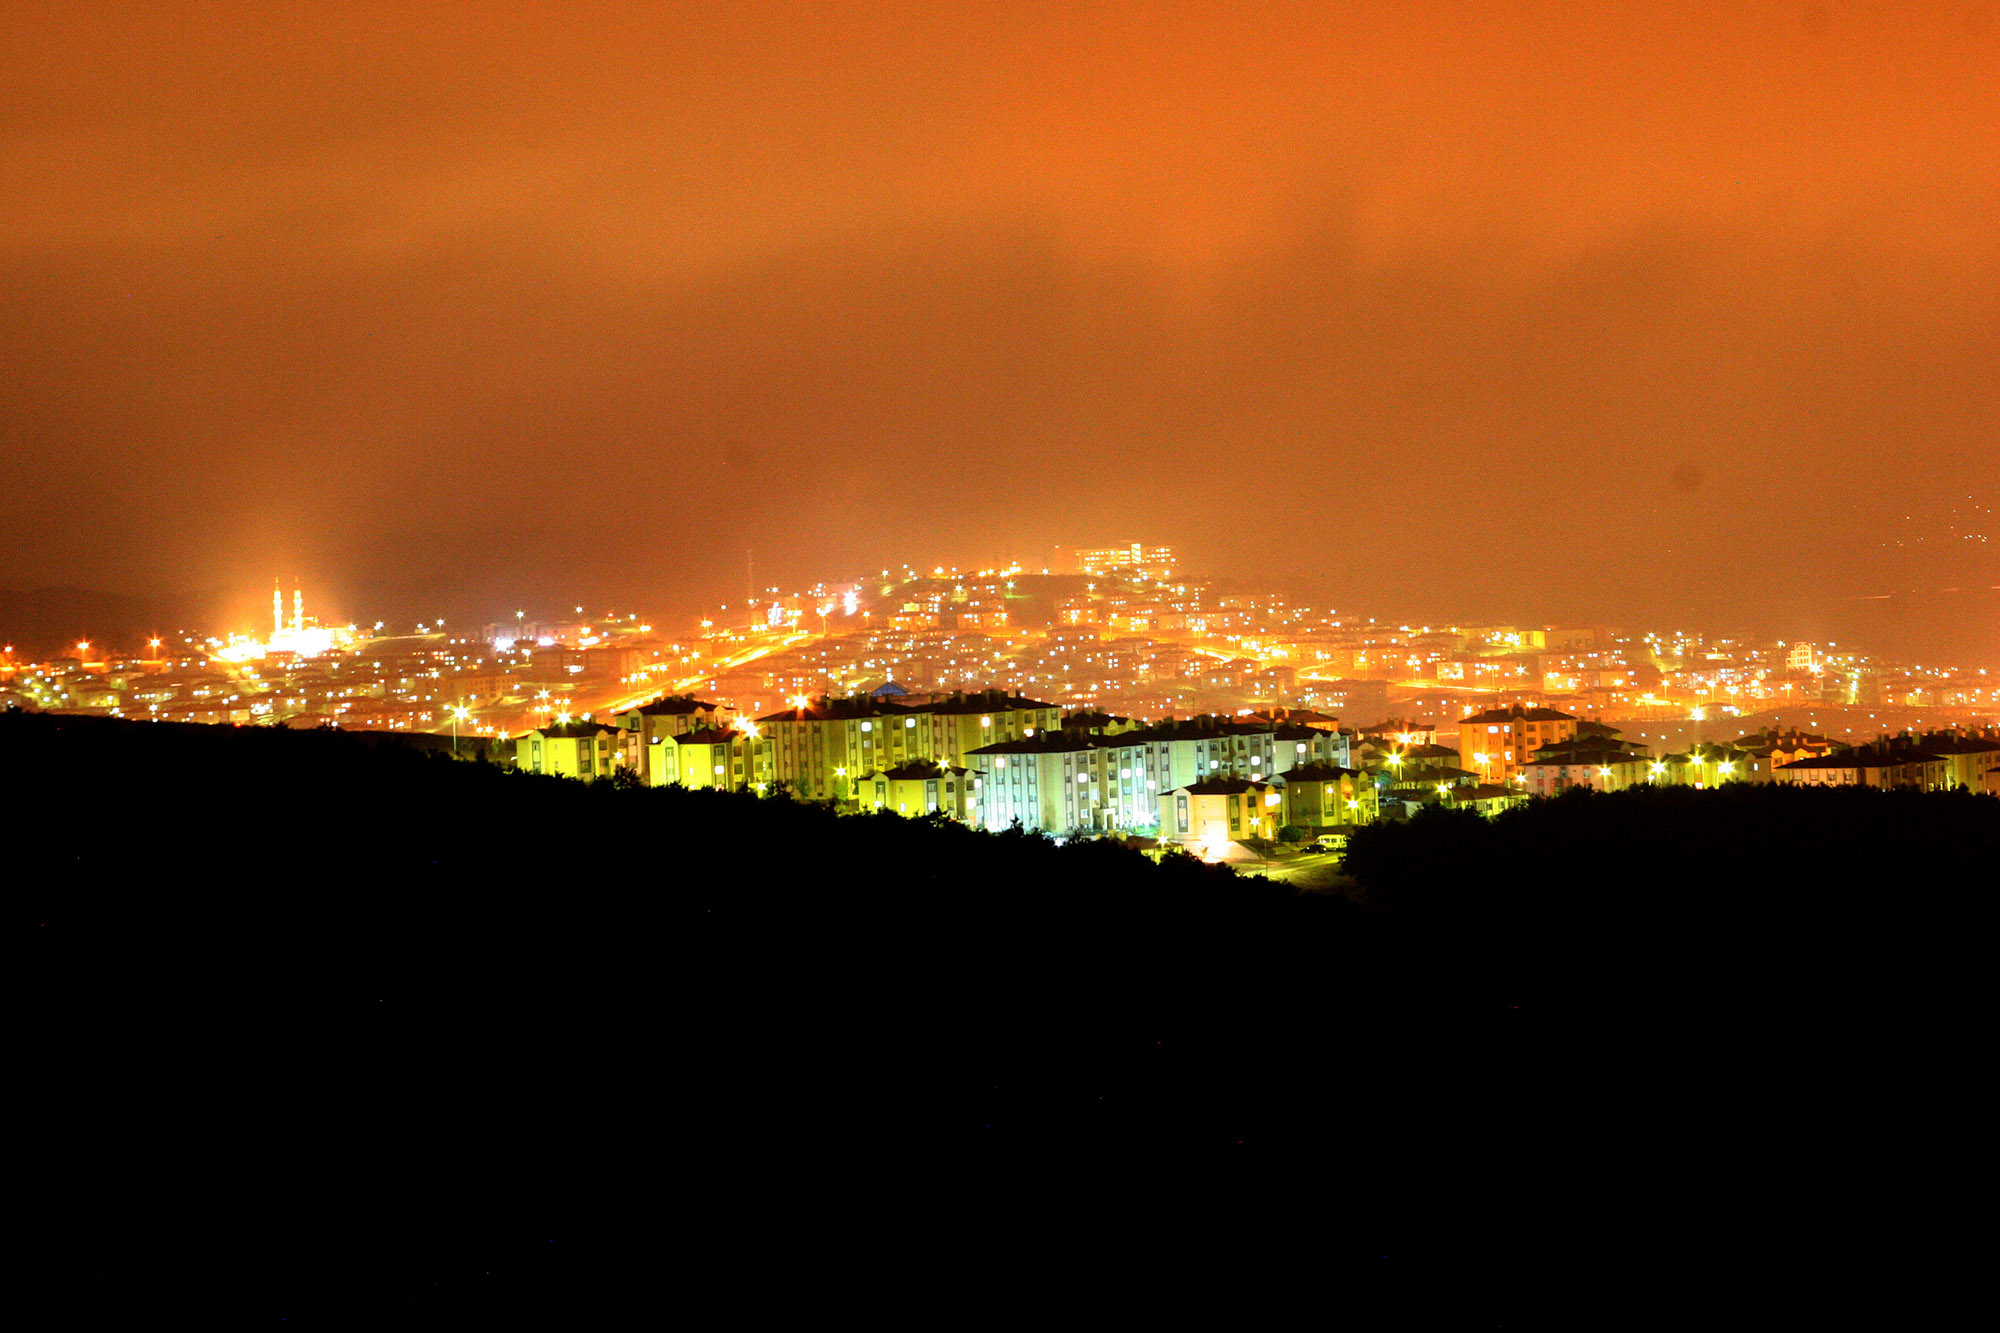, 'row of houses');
514,689,1377,846
1767,732,2000,793
1451,712,2000,797
513,693,2000,844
